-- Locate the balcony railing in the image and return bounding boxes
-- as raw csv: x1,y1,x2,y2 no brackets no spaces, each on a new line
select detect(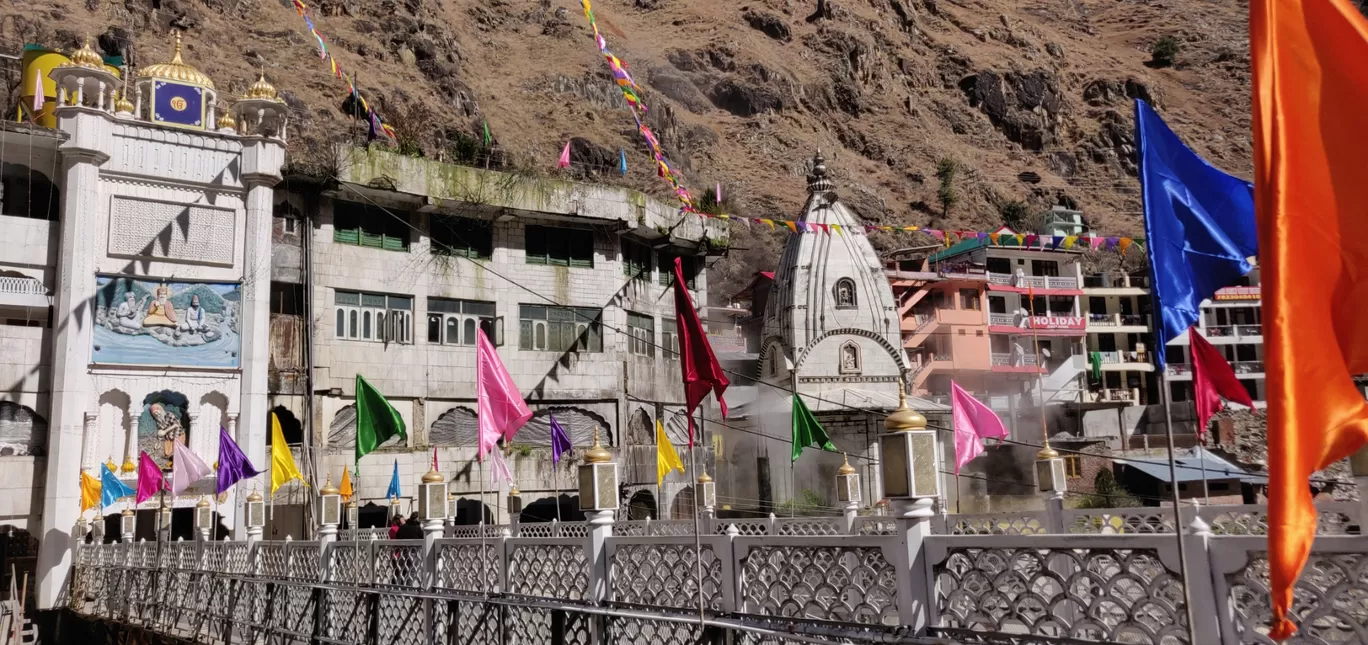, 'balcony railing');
986,273,1080,290
0,275,47,296
1200,324,1262,340
989,313,1016,326
1088,313,1147,328
1167,364,1190,376
1096,350,1148,364
991,352,1038,366
1233,361,1265,374
1084,274,1150,289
